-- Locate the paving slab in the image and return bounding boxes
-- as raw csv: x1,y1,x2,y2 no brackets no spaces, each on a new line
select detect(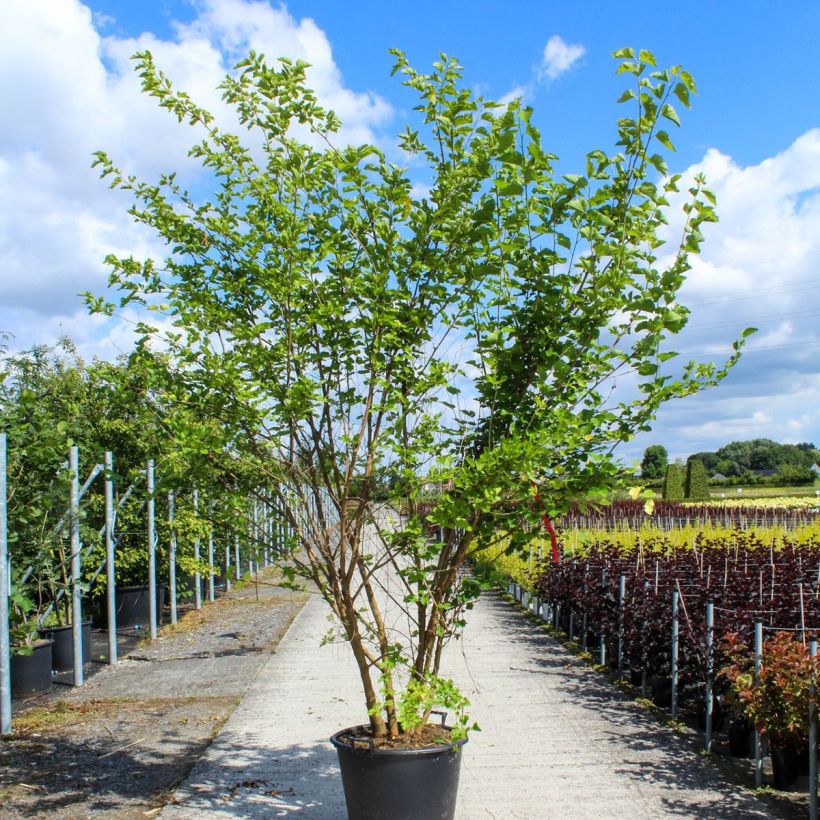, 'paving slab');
161,588,775,819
